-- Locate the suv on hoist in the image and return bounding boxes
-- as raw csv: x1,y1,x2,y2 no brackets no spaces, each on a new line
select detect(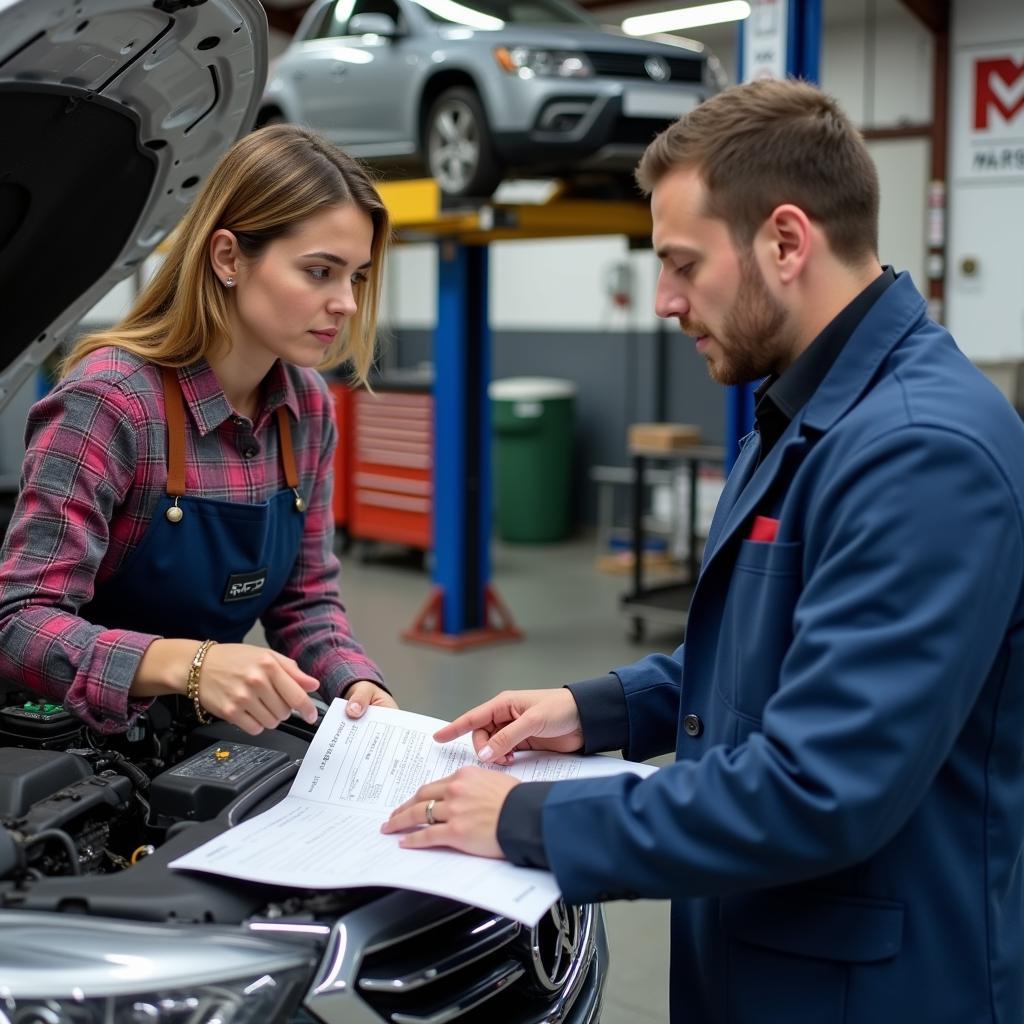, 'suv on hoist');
259,0,722,197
